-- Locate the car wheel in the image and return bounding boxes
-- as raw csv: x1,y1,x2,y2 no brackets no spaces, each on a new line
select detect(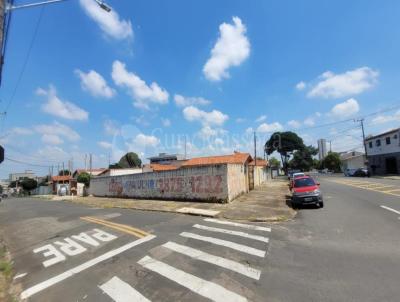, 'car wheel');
318,202,324,208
